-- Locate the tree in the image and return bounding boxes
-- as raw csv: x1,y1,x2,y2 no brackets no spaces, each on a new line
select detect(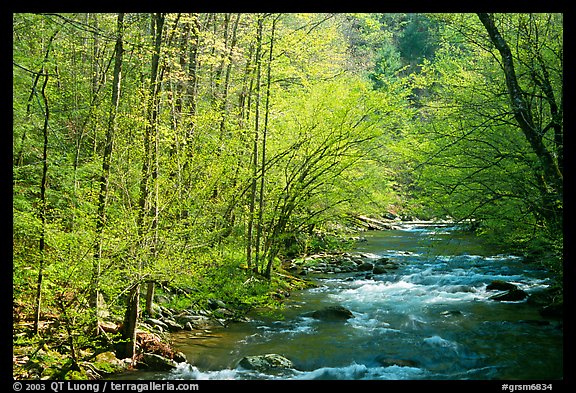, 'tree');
92,12,124,335
395,13,562,256
117,12,166,361
476,13,562,233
